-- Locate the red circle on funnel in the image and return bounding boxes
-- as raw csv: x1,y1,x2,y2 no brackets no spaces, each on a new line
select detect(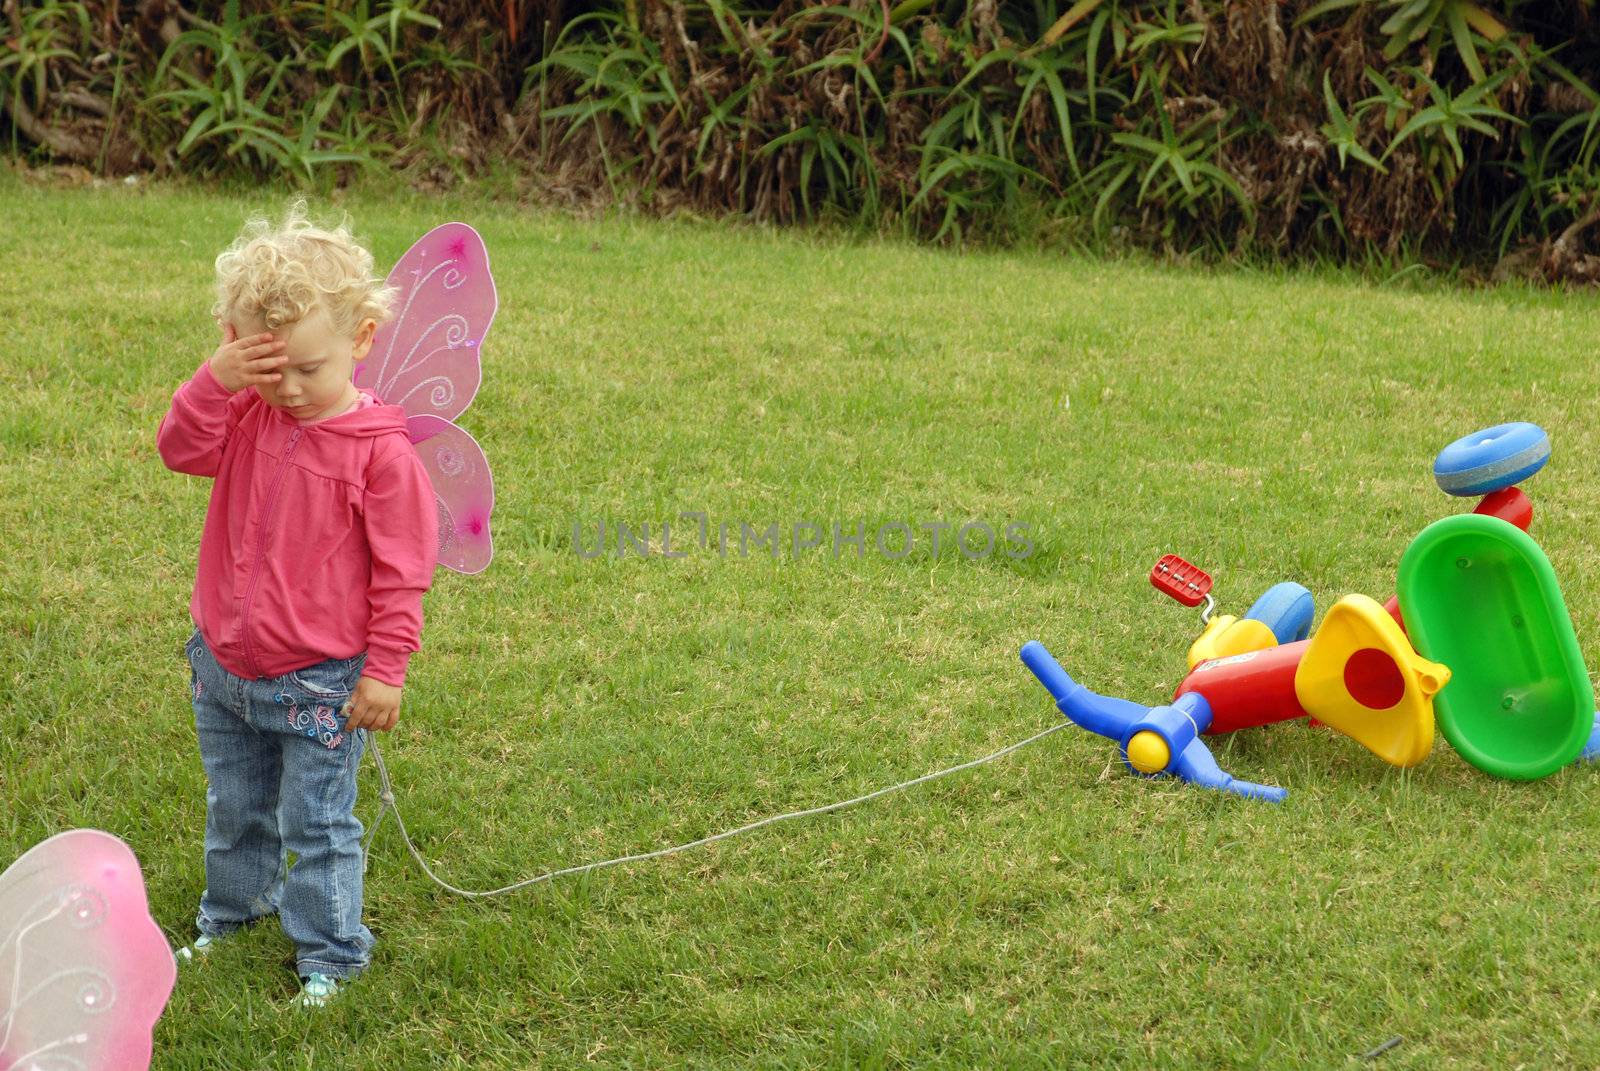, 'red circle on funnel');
1344,647,1405,709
